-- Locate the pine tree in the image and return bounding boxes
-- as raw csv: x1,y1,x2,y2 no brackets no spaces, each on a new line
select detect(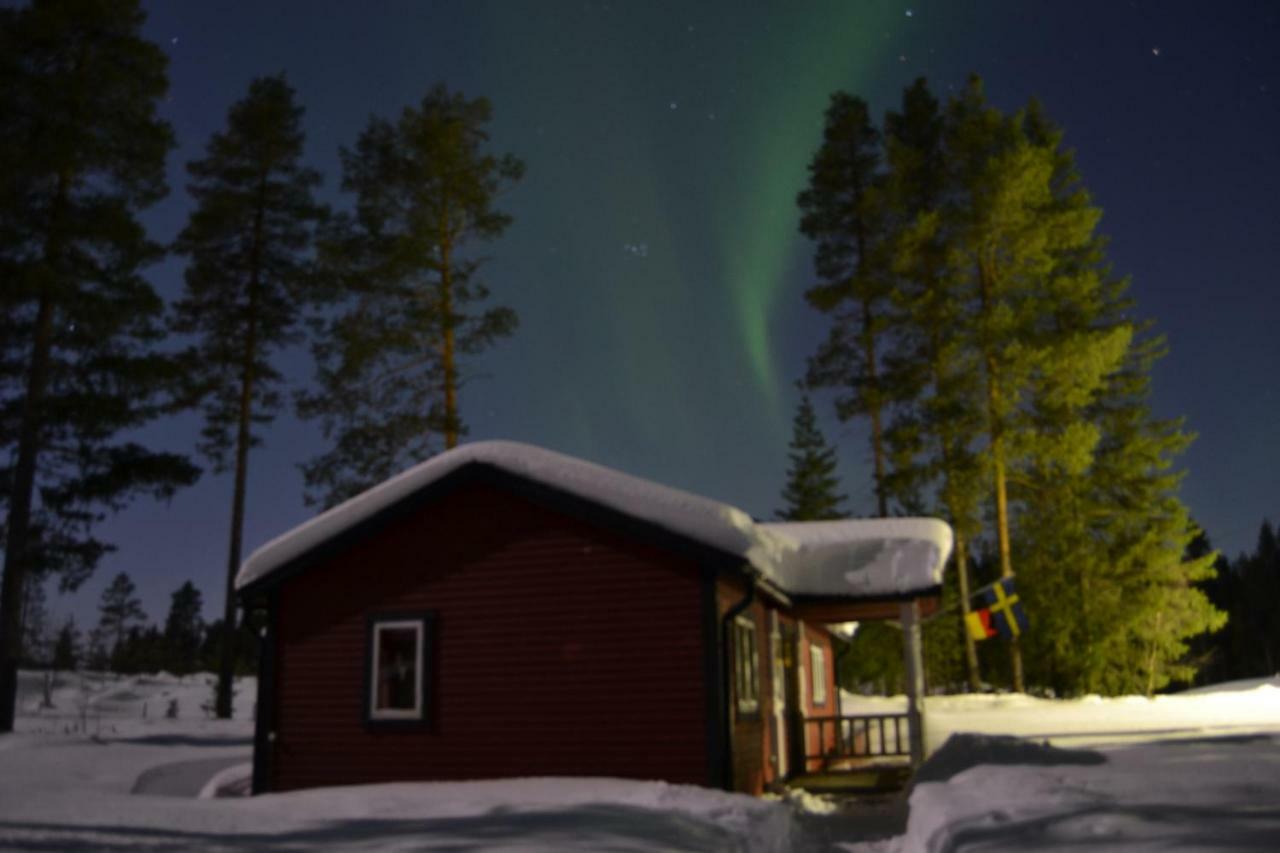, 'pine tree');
162,581,203,676
52,616,79,671
1238,521,1280,675
85,627,110,672
172,74,325,718
97,572,145,670
803,75,1223,696
798,93,894,517
881,79,987,691
298,86,524,508
18,572,50,667
0,0,199,731
777,395,847,521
